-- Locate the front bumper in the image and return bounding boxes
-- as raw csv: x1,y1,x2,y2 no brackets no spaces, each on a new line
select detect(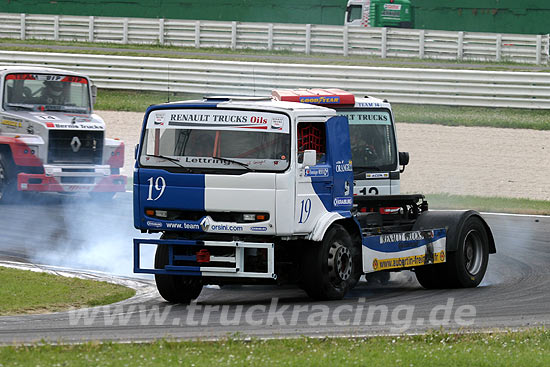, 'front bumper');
134,238,276,280
17,165,126,193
